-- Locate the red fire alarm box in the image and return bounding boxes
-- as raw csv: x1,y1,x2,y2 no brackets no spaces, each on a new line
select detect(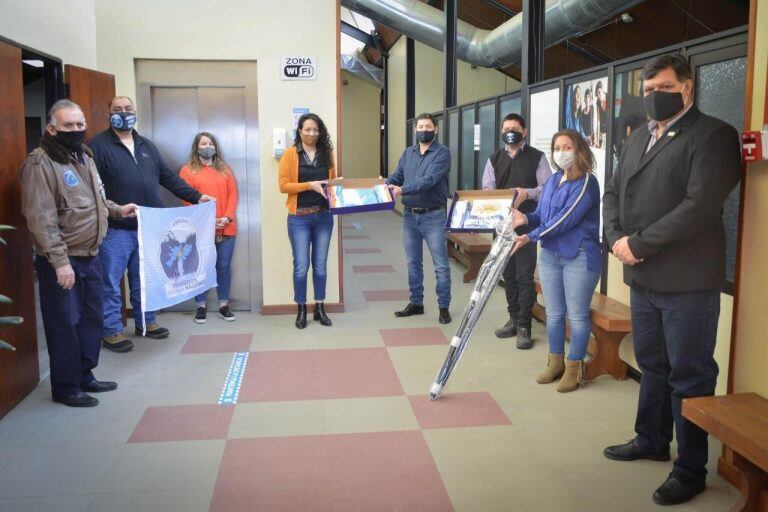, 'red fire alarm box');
742,131,764,162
